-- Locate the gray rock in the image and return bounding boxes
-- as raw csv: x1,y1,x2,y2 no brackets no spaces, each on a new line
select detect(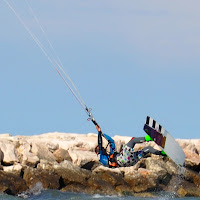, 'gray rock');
23,167,60,189
31,142,56,162
53,148,72,163
54,160,91,186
